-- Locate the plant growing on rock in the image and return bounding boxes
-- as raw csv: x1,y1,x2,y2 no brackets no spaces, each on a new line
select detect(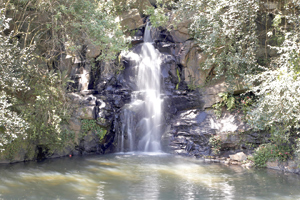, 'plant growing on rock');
81,119,107,140
209,135,222,155
212,92,235,118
